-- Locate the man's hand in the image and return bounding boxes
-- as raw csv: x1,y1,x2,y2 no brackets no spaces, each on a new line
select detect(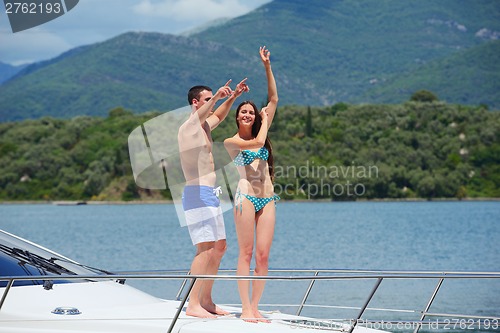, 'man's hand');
214,79,233,100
